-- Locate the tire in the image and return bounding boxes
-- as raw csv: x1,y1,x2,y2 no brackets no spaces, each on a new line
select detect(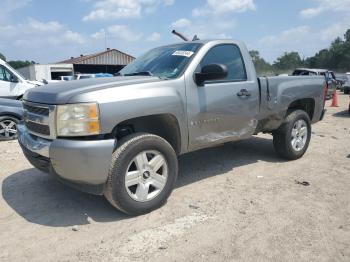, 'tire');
104,133,178,215
273,110,311,160
344,89,349,94
0,116,19,141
